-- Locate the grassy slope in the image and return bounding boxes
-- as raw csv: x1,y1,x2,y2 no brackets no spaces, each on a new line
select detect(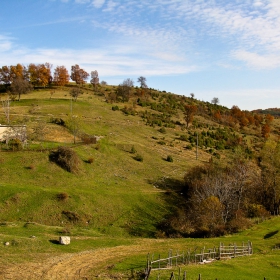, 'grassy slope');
0,88,211,237
1,87,280,278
